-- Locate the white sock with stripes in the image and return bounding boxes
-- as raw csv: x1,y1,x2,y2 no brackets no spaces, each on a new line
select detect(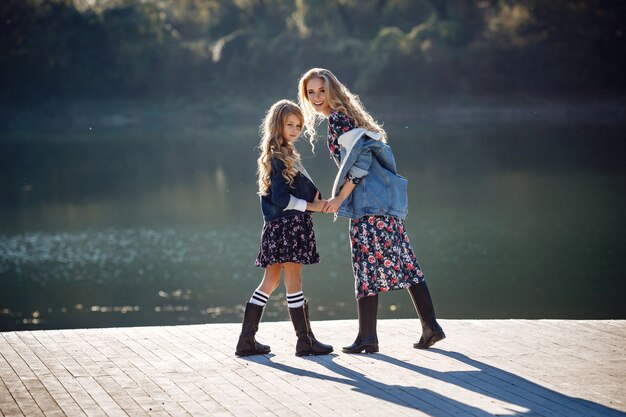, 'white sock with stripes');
286,291,305,308
249,289,269,307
